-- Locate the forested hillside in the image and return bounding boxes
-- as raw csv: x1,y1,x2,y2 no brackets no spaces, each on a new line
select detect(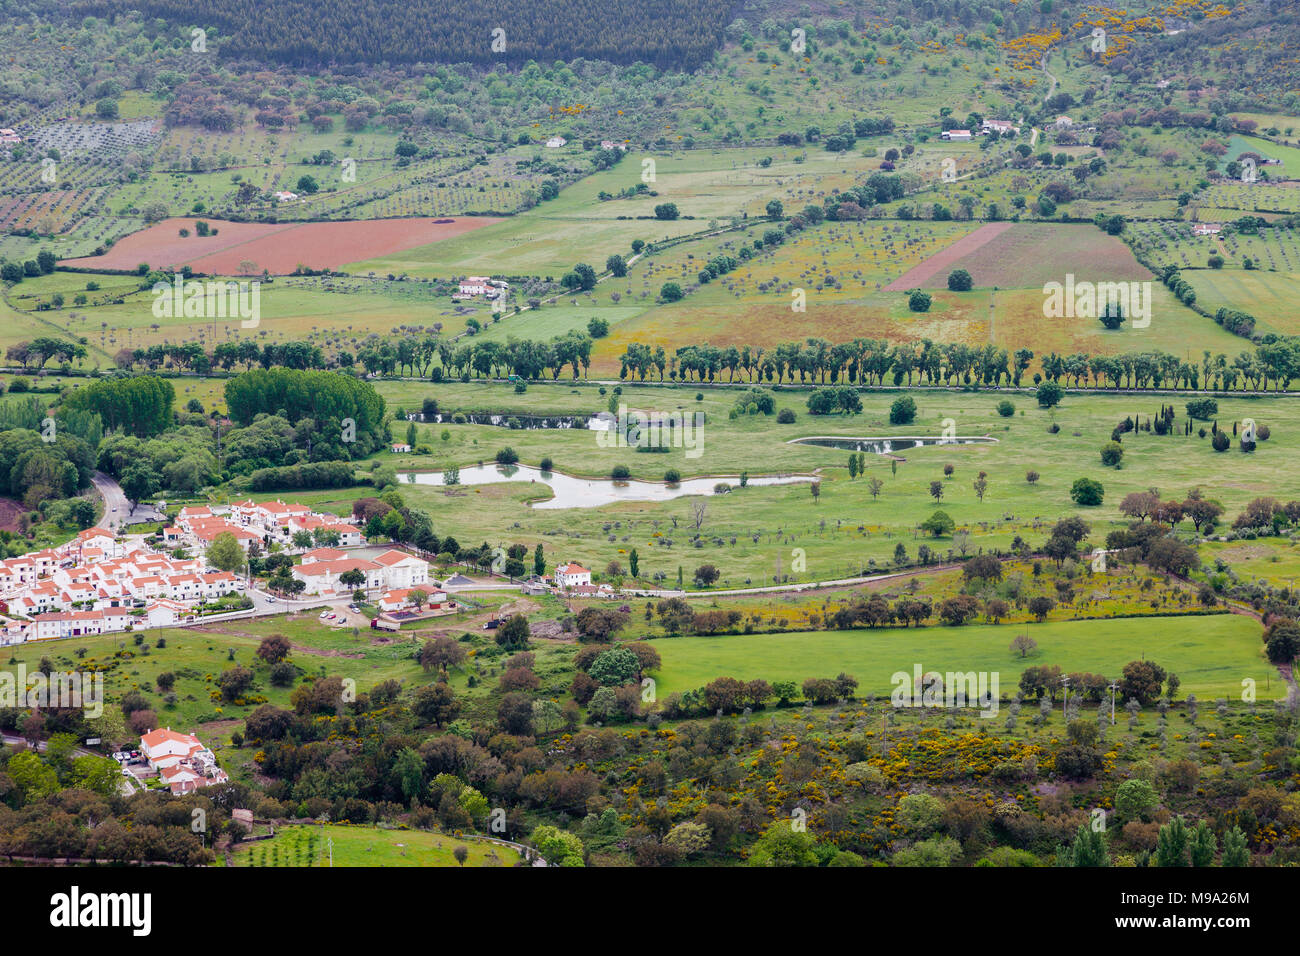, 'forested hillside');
79,0,736,69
